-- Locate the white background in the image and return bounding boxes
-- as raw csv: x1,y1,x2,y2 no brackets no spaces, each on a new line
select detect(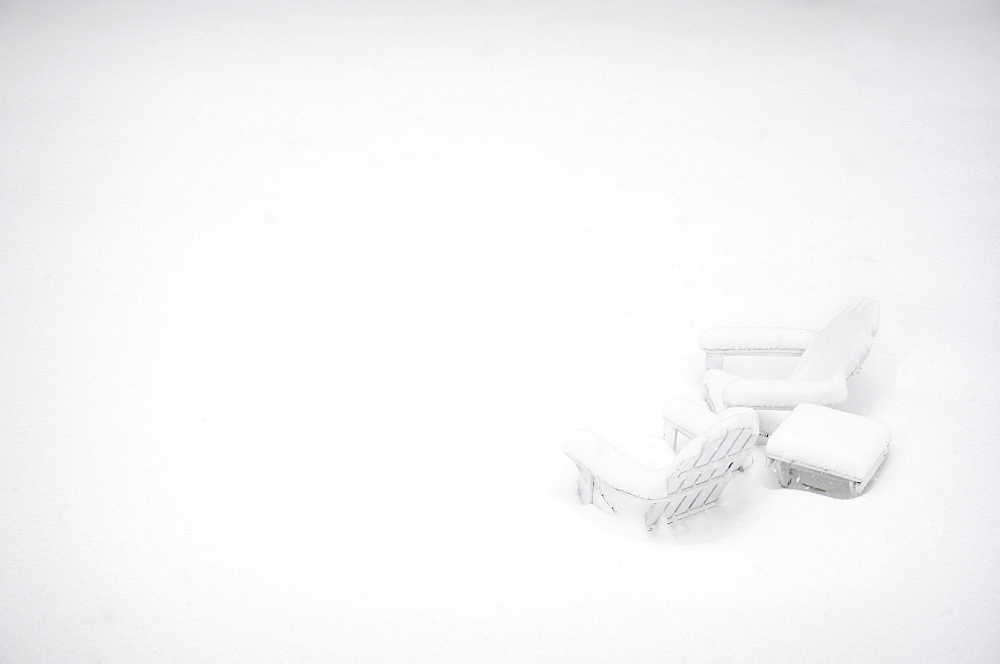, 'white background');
2,0,999,661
